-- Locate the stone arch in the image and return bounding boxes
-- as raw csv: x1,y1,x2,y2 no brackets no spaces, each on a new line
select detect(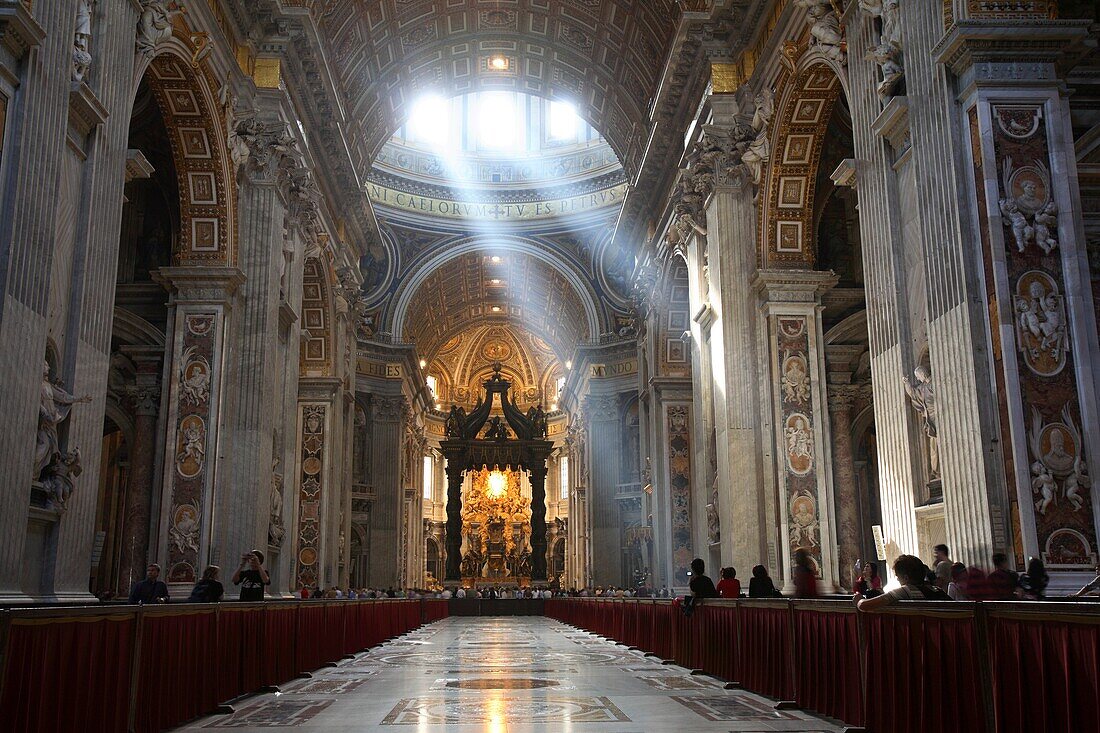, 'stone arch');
389,236,605,352
133,39,235,267
301,257,336,377
758,56,846,269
